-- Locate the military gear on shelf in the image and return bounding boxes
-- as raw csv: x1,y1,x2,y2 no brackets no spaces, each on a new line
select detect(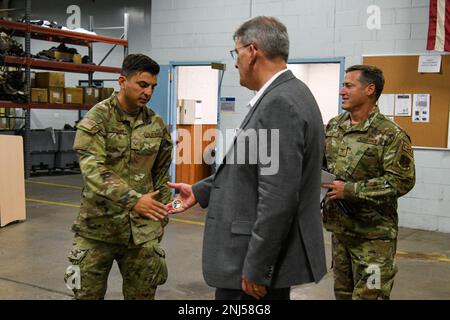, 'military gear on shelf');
0,31,25,56
21,18,63,29
34,43,81,63
0,32,26,102
82,55,92,64
0,70,26,103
